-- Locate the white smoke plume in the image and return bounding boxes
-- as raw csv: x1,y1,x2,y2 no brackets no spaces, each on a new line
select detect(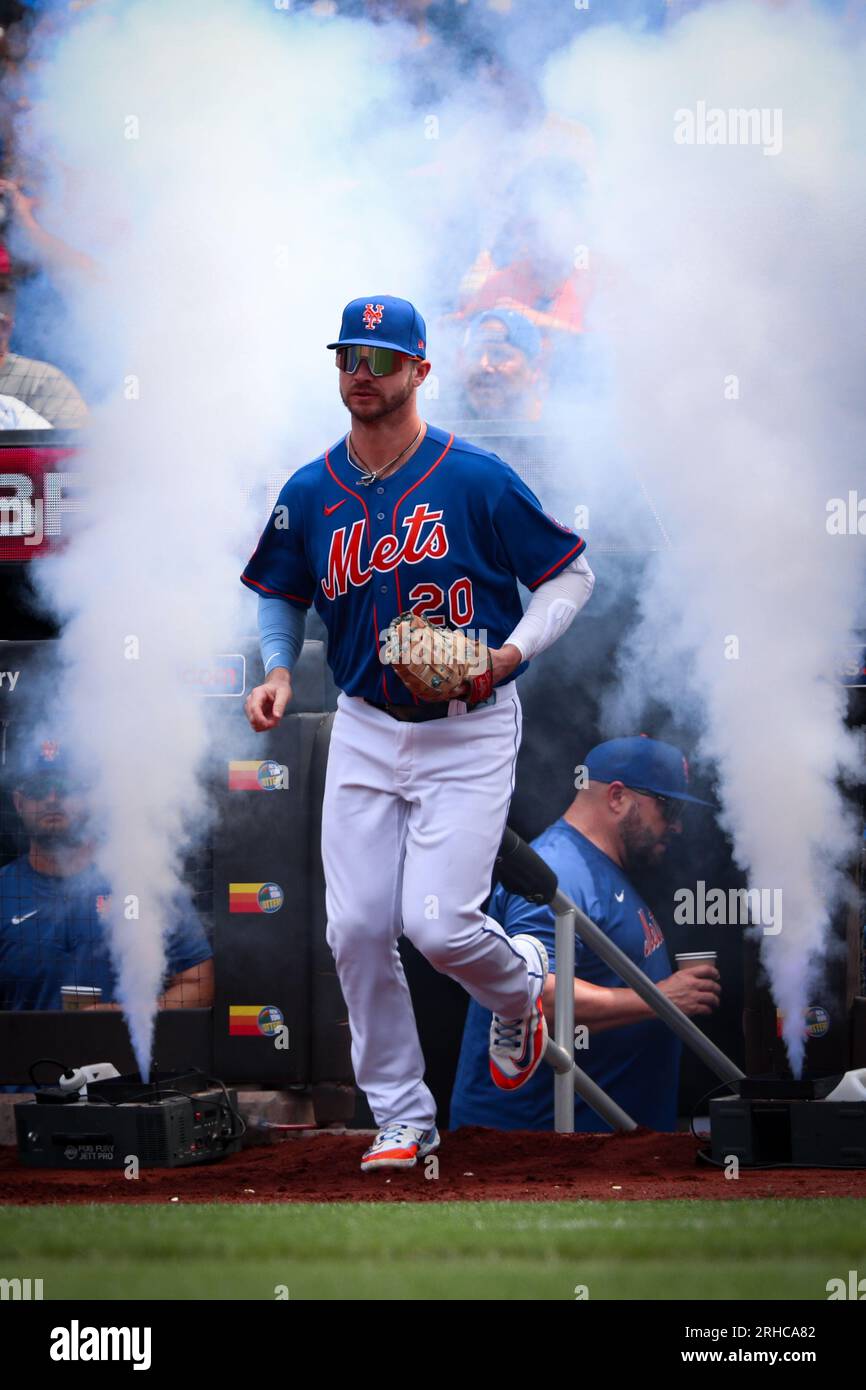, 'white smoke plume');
16,0,442,1077
11,0,865,1084
545,0,866,1074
